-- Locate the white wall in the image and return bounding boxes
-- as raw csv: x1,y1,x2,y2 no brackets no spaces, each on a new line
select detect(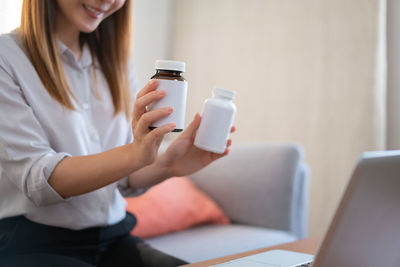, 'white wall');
170,0,385,237
132,0,174,90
